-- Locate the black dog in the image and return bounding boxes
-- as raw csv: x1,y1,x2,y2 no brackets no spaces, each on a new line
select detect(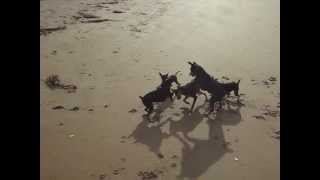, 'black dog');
173,79,208,112
140,72,180,114
221,80,240,97
187,61,240,113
